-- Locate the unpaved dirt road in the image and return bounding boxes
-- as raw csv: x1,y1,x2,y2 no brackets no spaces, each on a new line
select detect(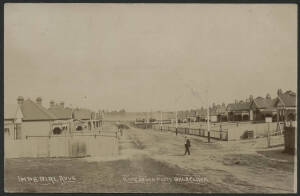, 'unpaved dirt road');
115,126,295,193
4,124,295,193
